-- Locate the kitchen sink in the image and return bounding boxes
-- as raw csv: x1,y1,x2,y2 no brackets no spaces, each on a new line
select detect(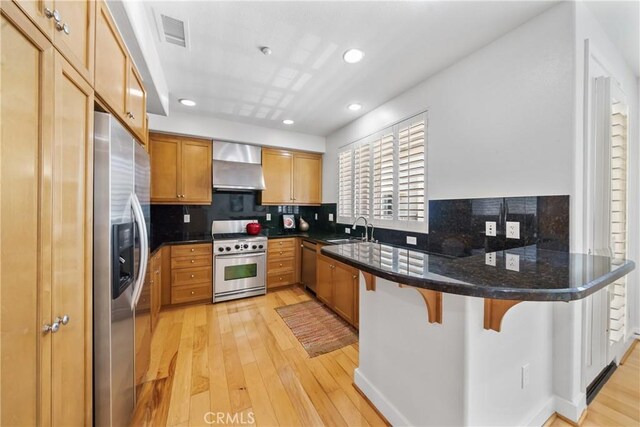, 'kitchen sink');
326,238,359,244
